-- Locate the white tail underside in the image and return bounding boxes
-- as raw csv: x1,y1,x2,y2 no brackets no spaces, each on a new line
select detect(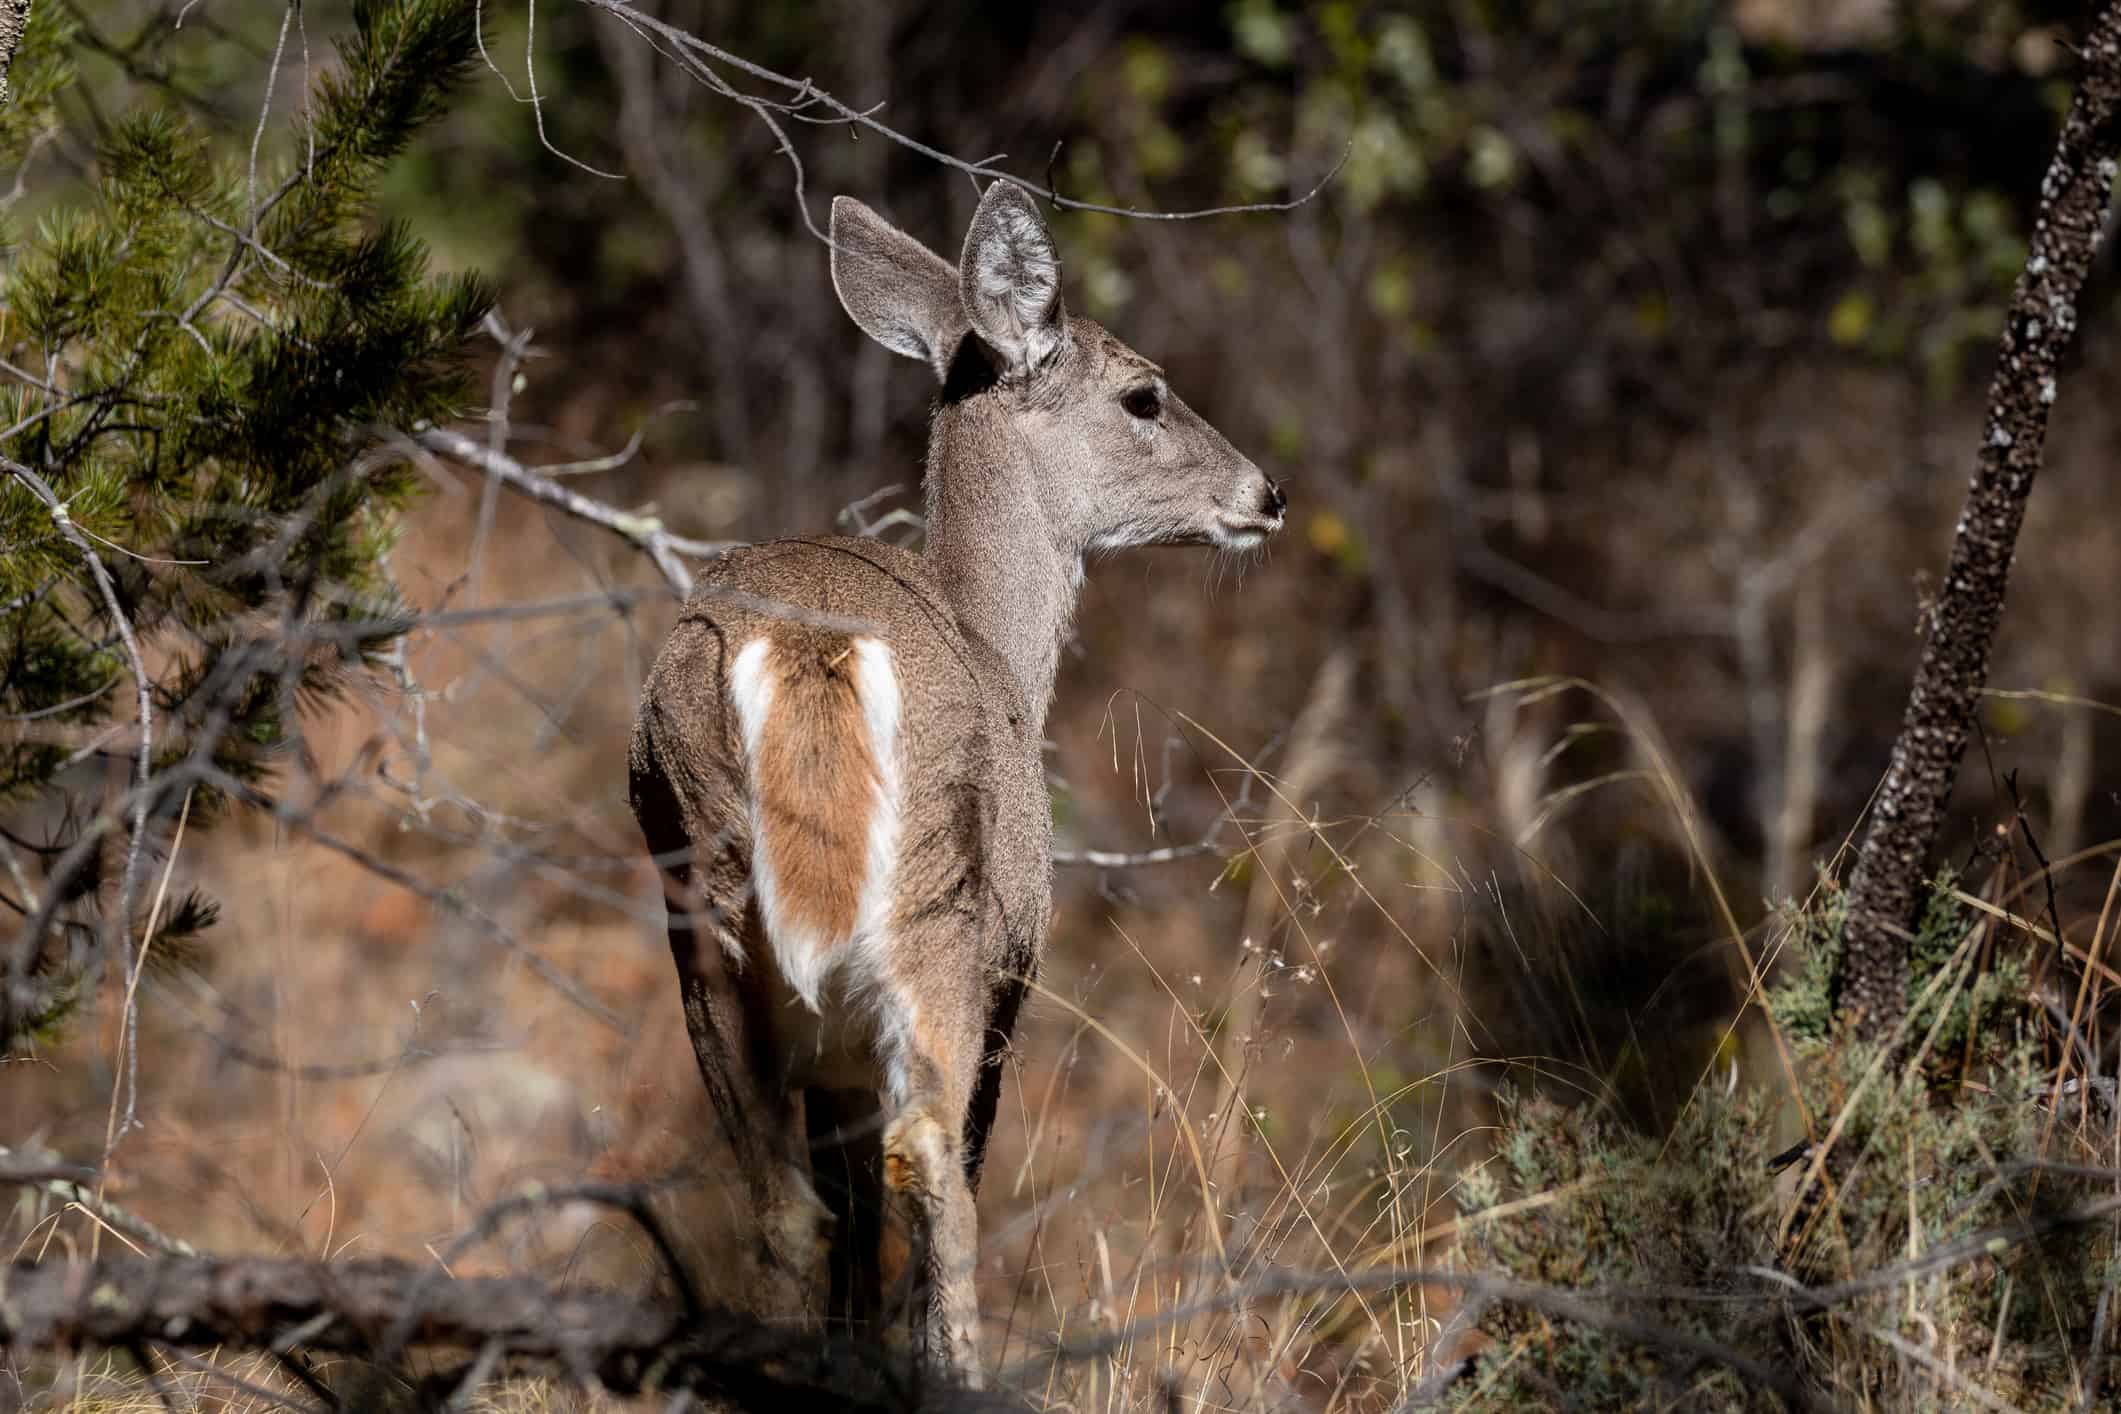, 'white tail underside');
726,636,903,1015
